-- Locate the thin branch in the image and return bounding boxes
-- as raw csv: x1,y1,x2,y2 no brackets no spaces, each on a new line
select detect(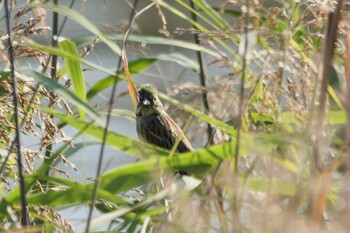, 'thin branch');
310,1,342,231
4,0,28,226
44,0,59,187
188,2,222,231
345,32,350,157
121,2,156,49
50,0,59,81
235,0,250,172
85,0,140,231
189,0,214,146
343,26,350,232
312,0,342,173
233,0,250,232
